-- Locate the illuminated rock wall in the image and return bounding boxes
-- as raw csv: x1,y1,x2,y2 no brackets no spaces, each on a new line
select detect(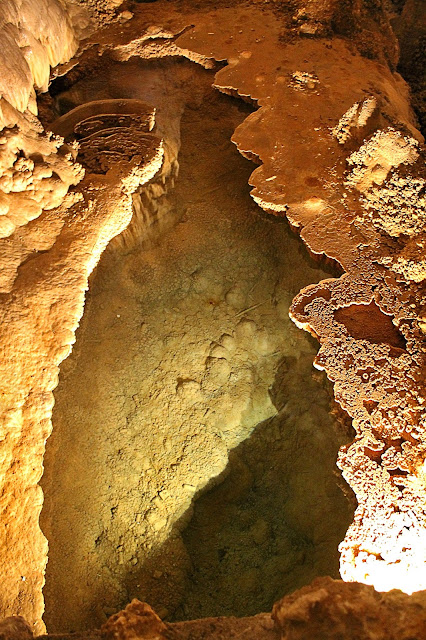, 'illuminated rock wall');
0,0,79,622
0,0,425,632
0,111,162,633
0,6,163,626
